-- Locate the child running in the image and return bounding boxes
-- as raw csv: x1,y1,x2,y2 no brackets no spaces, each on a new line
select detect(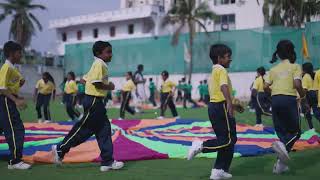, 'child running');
251,67,271,127
0,41,31,169
265,40,304,174
64,71,81,121
119,71,136,120
157,71,179,119
52,41,124,171
187,44,237,180
34,72,56,123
